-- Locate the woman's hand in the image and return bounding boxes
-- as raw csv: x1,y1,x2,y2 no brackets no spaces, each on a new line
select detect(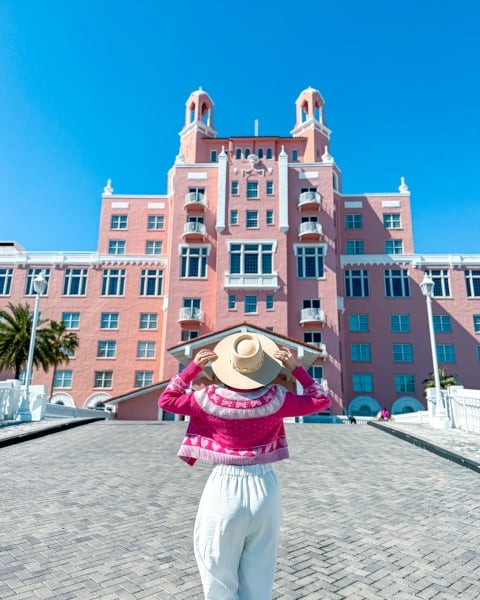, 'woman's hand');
194,349,218,367
274,346,298,372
